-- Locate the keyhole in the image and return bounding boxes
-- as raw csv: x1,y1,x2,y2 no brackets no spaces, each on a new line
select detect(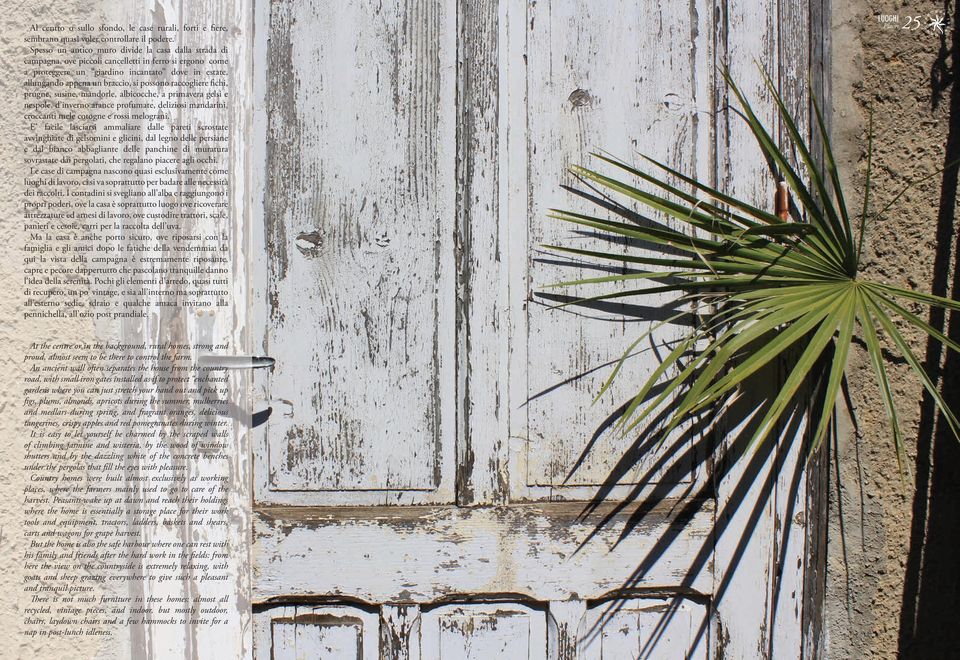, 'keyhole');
661,93,685,112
